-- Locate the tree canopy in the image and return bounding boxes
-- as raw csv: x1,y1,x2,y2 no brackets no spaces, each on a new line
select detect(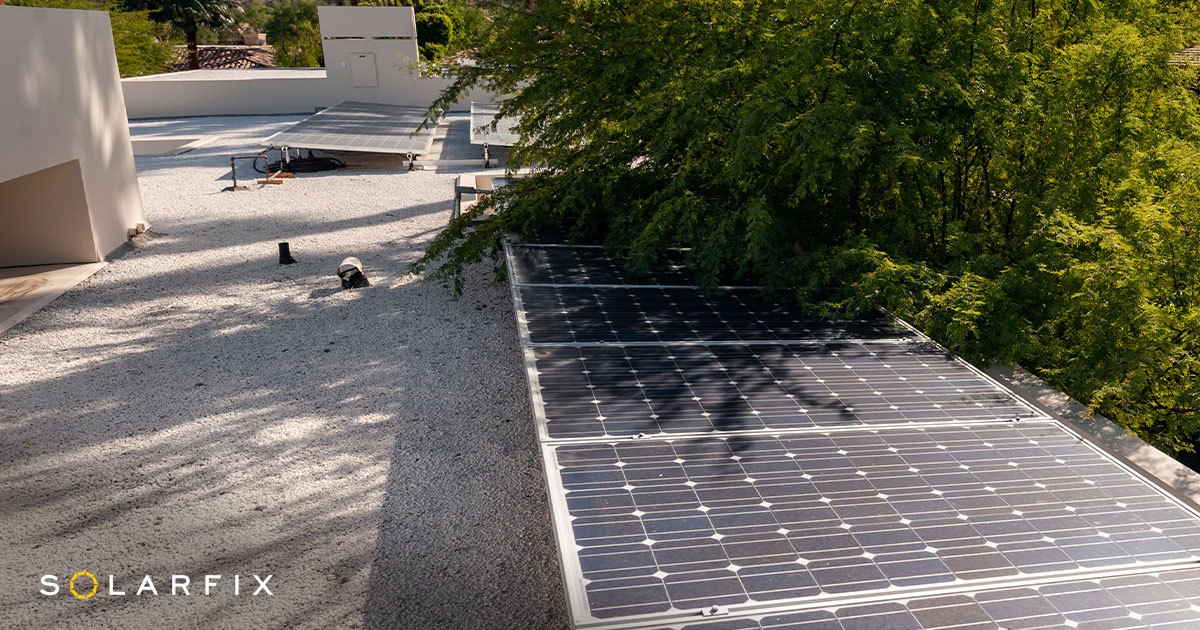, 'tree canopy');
417,0,1200,460
266,0,323,67
142,0,239,69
